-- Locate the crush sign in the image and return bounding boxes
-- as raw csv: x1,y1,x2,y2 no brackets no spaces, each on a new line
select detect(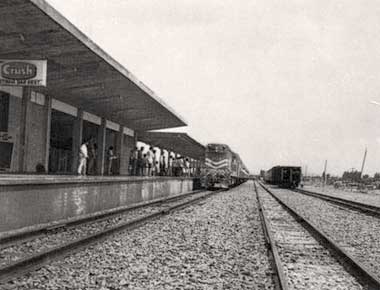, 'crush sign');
0,60,47,87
